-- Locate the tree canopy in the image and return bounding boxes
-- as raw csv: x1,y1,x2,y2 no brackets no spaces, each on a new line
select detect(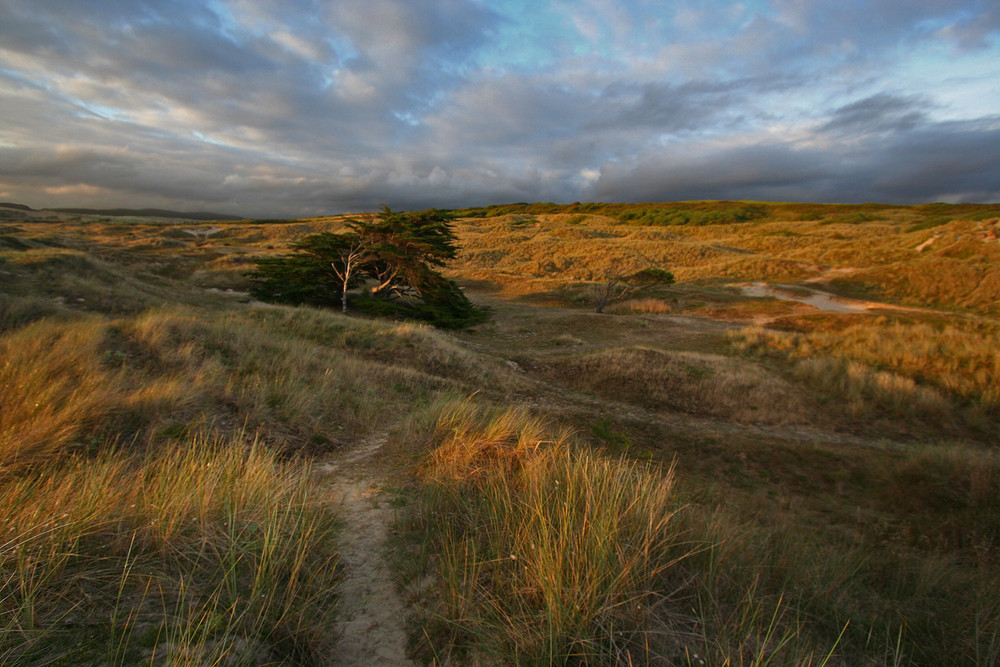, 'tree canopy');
248,207,486,328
